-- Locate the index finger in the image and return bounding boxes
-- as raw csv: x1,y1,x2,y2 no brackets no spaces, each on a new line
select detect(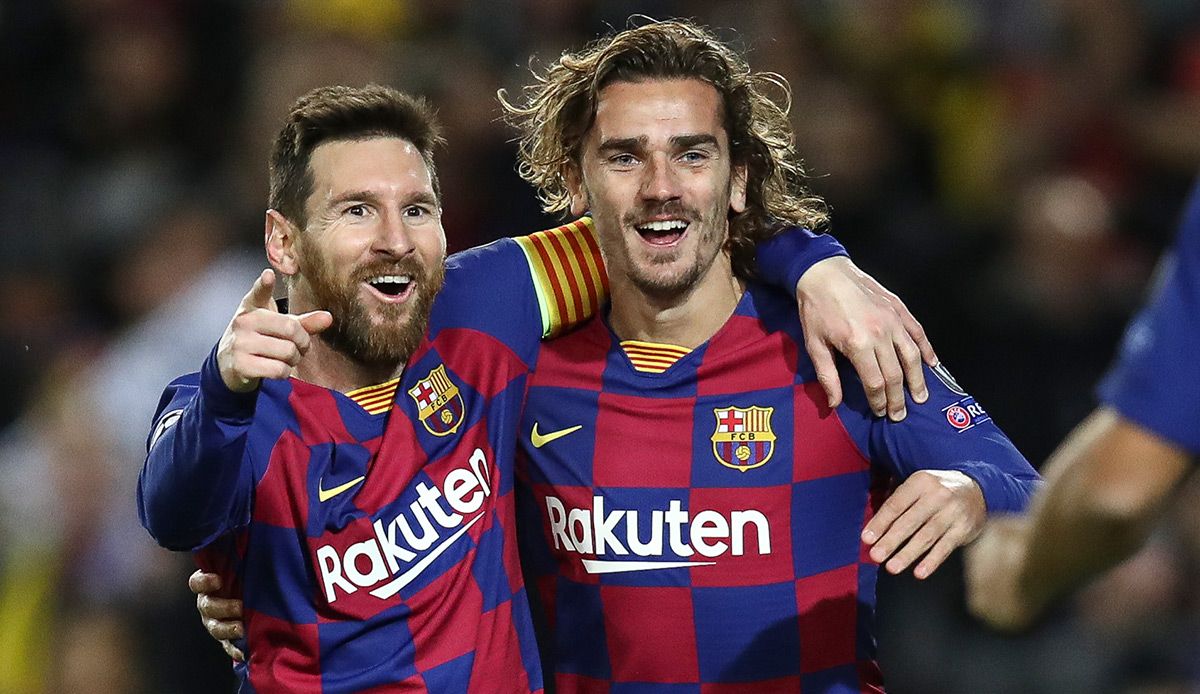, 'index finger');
189,570,222,595
240,269,278,313
861,480,920,544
